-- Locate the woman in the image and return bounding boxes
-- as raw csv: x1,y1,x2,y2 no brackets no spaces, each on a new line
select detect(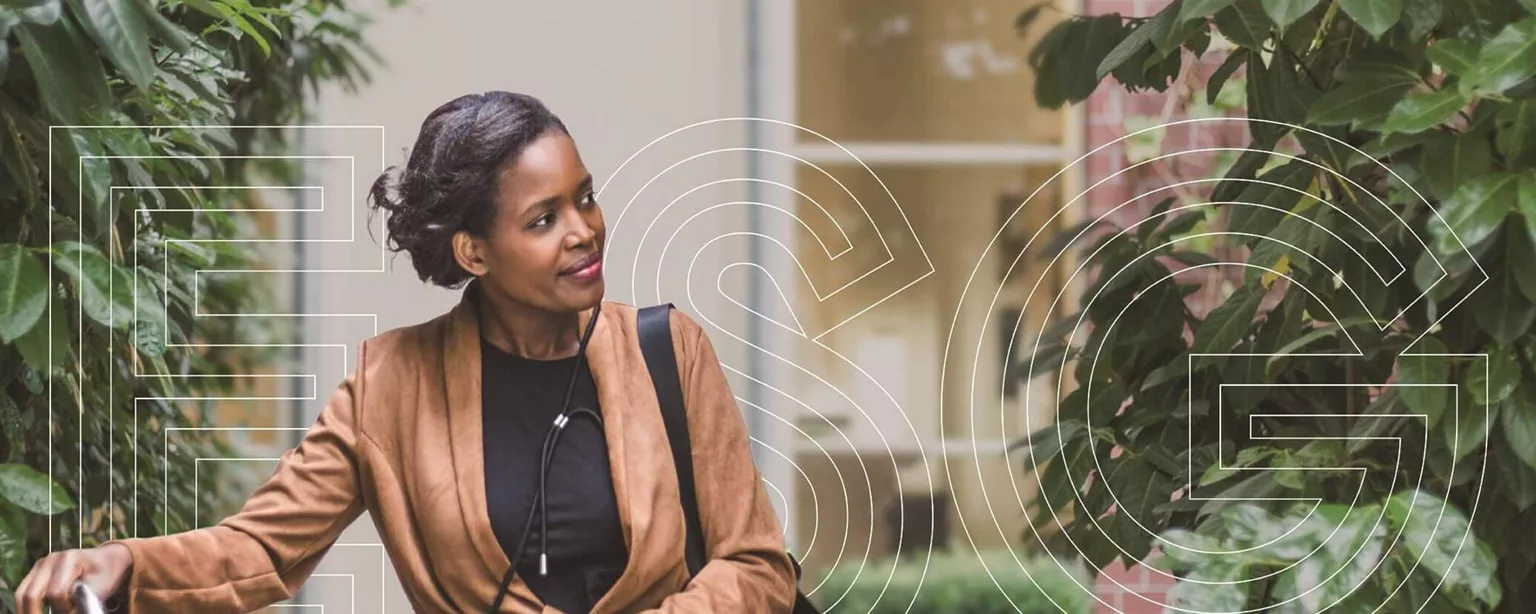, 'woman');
16,92,798,613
